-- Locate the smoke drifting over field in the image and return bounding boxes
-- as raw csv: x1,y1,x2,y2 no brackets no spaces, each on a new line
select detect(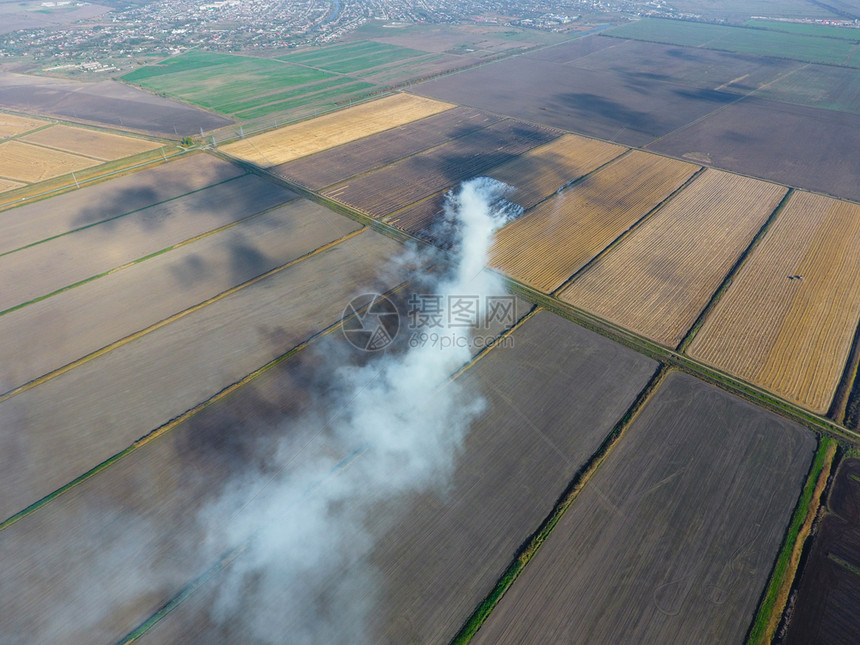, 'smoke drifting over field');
199,178,520,643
